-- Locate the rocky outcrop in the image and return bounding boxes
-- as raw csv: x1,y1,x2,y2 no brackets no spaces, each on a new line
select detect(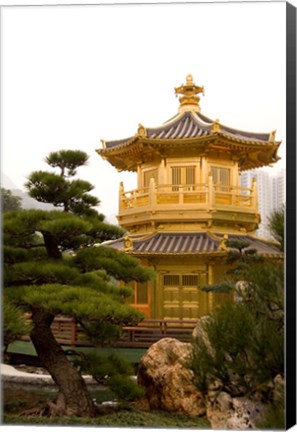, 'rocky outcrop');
137,337,206,416
206,381,266,429
192,315,211,342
